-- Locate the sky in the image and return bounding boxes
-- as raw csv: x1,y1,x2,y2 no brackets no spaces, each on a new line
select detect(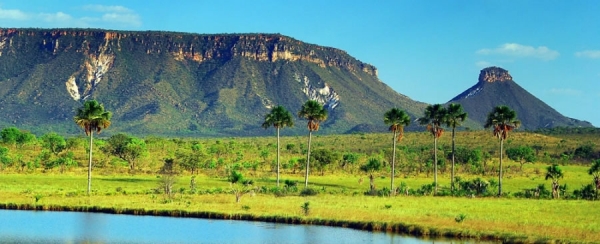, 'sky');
1,0,599,127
